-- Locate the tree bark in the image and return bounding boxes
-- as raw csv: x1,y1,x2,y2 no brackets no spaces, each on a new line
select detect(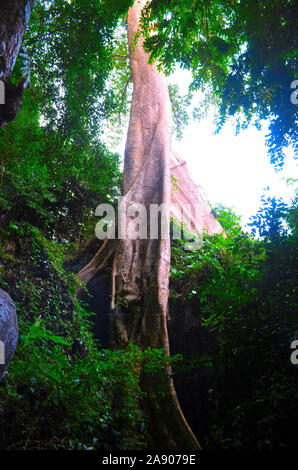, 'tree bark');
0,0,34,127
78,0,200,450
